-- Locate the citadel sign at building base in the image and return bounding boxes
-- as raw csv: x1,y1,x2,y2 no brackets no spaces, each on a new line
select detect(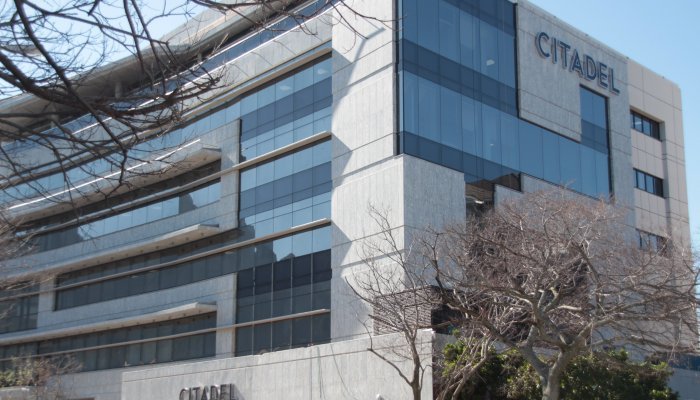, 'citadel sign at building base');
179,384,236,400
535,31,621,95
